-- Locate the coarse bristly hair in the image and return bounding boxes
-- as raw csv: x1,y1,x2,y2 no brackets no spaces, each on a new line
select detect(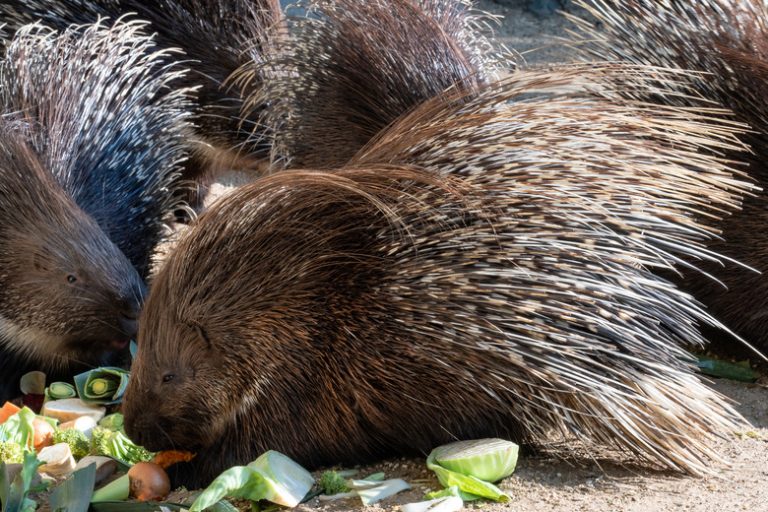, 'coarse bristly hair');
0,0,282,192
124,63,756,487
240,0,514,170
568,0,768,356
0,19,194,277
